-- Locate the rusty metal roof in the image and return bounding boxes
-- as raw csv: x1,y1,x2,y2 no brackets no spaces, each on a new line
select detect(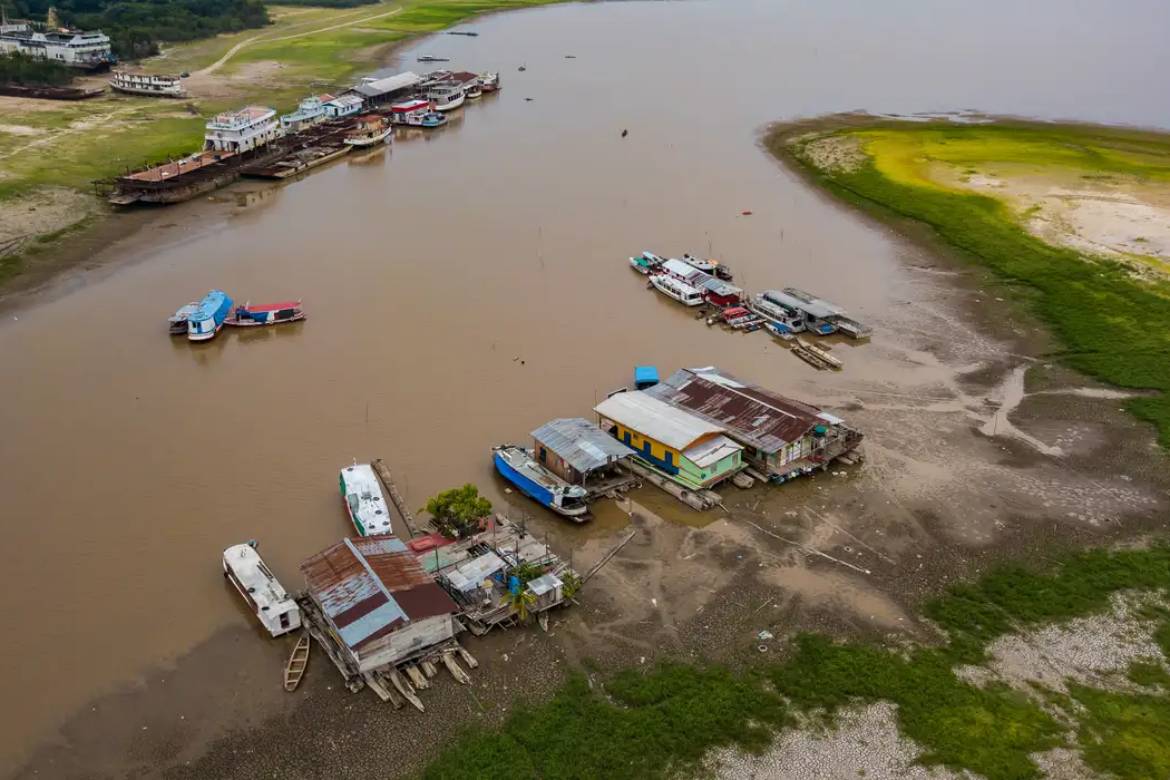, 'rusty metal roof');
531,417,633,473
301,536,457,651
645,367,828,454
